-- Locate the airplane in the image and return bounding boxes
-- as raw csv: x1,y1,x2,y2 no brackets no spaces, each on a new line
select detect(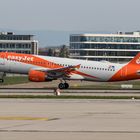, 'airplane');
0,51,140,89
